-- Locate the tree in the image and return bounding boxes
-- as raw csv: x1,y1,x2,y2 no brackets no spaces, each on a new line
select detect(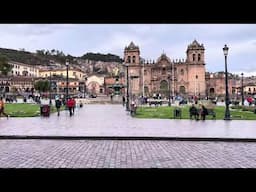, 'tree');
34,80,50,93
51,49,56,55
0,54,12,76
